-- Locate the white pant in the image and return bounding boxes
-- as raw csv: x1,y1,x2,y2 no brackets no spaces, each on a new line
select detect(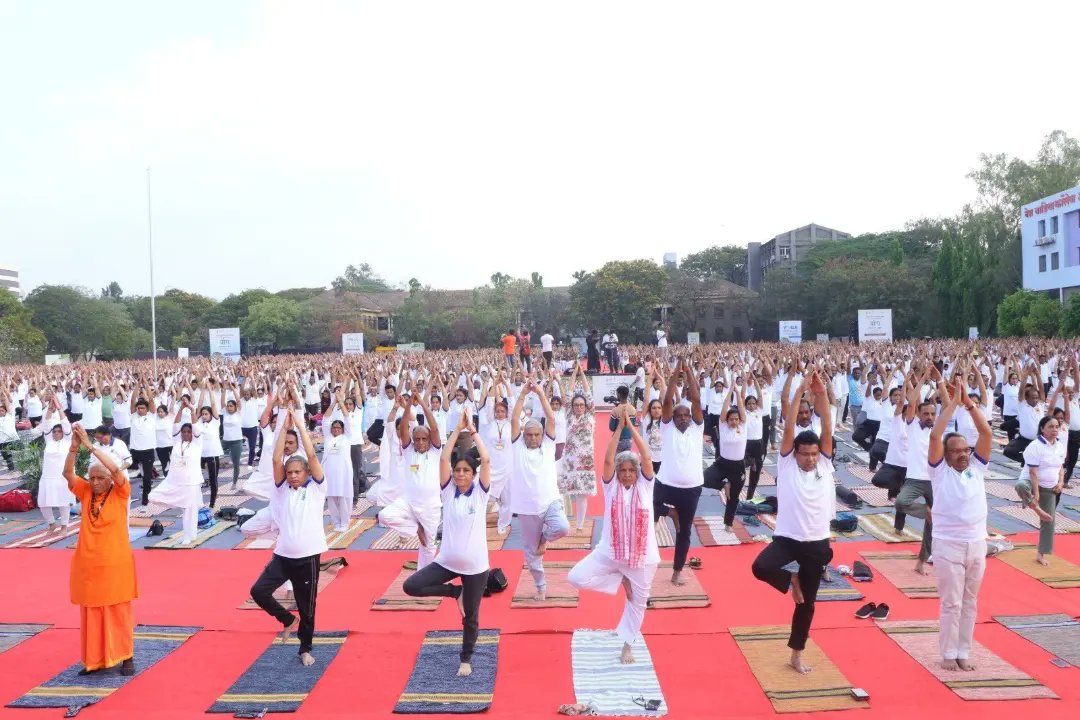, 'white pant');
326,496,351,531
378,499,441,569
517,500,570,591
489,472,512,533
933,538,986,661
568,551,657,646
39,506,69,526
